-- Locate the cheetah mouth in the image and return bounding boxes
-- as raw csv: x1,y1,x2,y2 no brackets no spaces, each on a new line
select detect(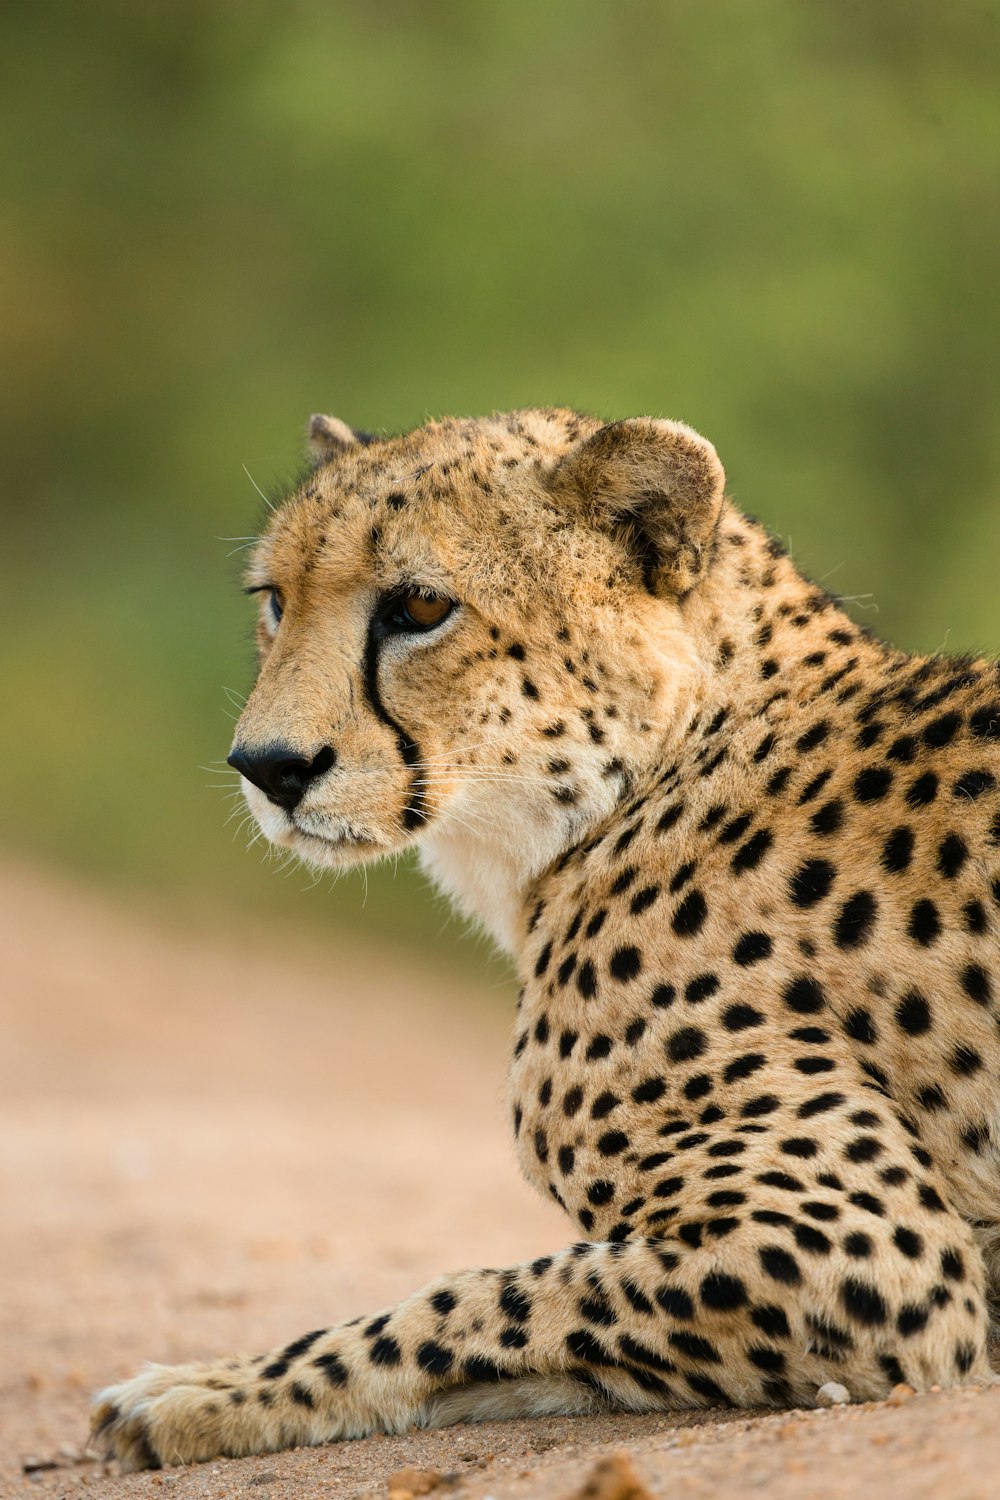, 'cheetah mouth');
287,819,392,861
